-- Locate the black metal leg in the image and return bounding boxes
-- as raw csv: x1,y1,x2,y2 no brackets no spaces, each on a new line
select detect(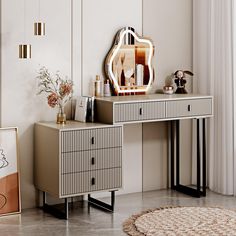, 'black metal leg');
197,119,201,193
42,191,68,219
176,120,180,187
202,118,207,196
88,191,115,212
171,121,175,189
172,119,207,198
